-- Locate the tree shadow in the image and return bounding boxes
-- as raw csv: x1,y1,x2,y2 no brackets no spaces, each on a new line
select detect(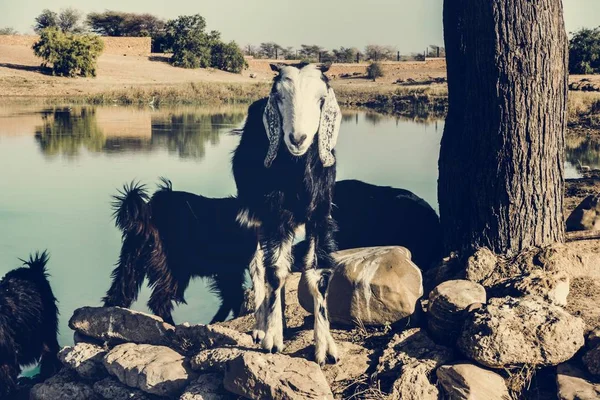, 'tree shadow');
0,63,44,73
148,55,170,63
